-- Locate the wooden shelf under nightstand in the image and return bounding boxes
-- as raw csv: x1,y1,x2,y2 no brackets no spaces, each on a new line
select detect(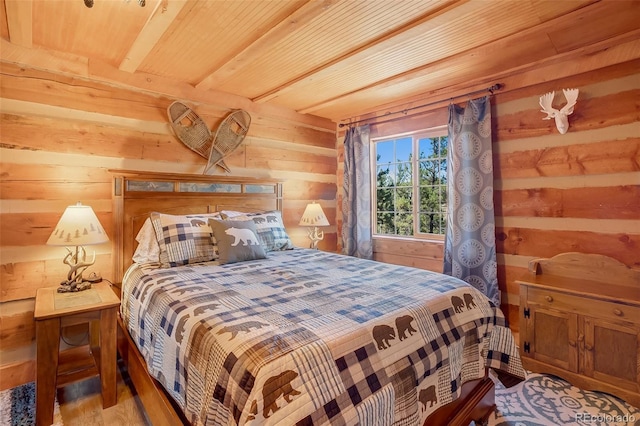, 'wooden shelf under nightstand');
34,282,120,426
